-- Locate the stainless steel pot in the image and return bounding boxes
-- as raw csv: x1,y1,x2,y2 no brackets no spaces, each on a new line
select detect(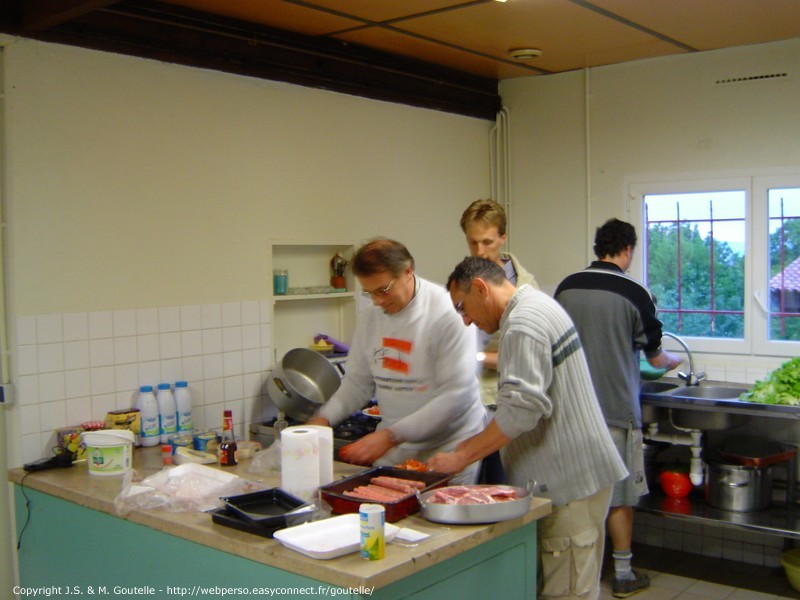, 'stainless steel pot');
266,348,342,420
705,456,772,512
